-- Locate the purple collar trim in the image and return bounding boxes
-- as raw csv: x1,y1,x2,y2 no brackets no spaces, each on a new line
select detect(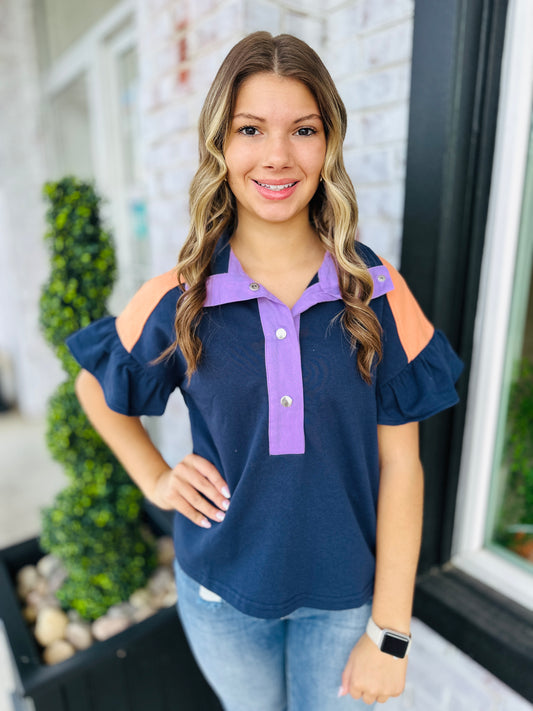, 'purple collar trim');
204,249,343,311
203,248,393,456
